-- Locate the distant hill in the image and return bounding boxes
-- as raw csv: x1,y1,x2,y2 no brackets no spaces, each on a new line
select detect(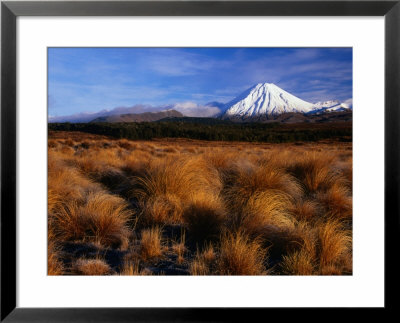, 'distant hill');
222,111,352,123
157,116,234,125
90,109,183,123
49,83,352,123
